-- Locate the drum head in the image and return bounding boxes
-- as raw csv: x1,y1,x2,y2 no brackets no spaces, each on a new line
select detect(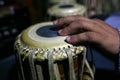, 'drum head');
21,22,71,48
47,3,86,17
